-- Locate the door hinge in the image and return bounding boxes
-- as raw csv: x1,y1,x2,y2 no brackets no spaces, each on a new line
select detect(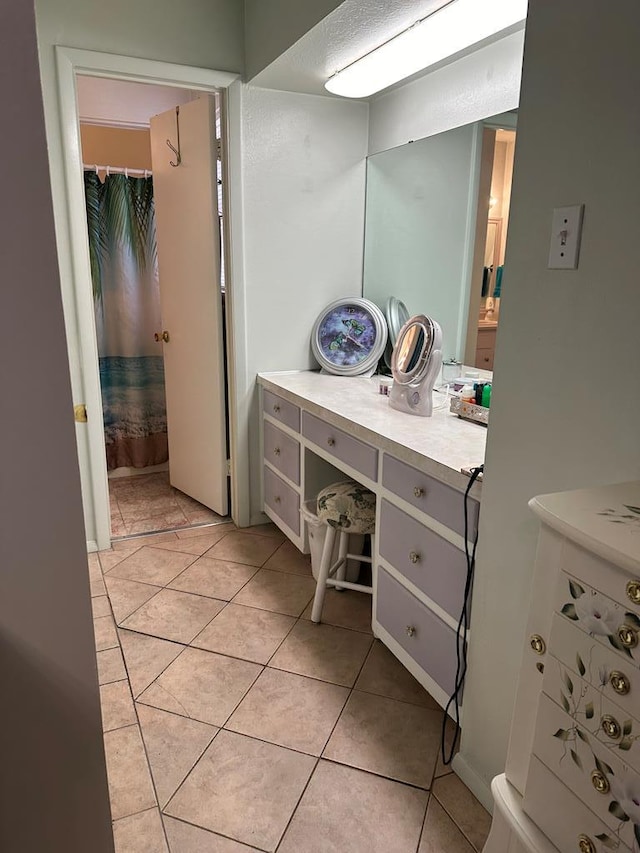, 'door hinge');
216,138,222,160
226,458,231,476
74,403,88,423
